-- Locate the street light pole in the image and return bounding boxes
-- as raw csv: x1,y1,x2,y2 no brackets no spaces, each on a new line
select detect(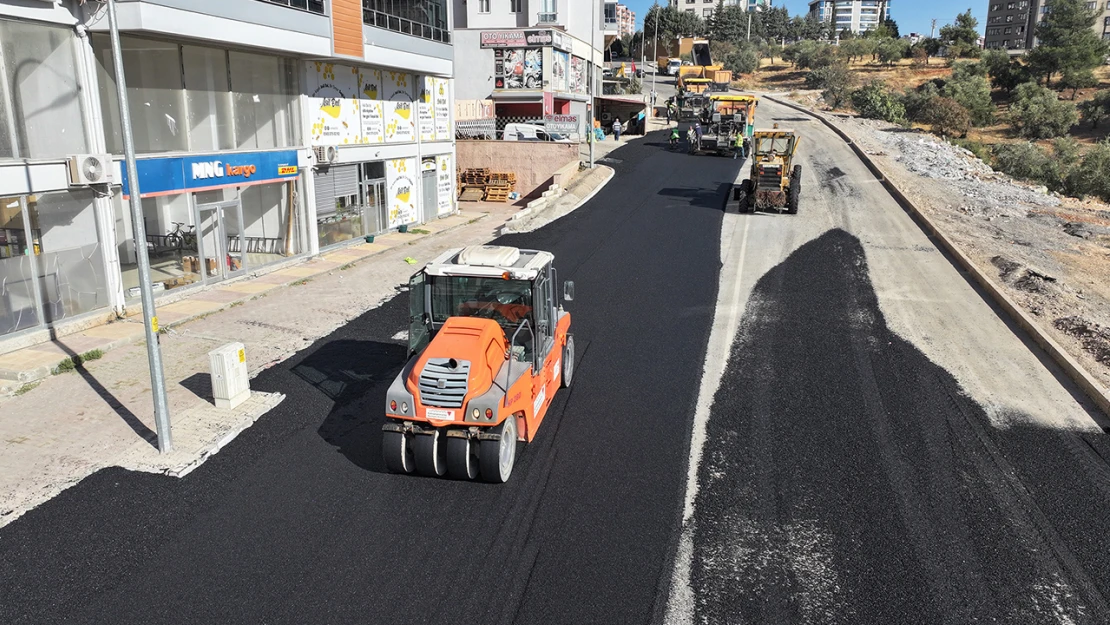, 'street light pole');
107,0,173,453
589,0,596,169
650,3,660,96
